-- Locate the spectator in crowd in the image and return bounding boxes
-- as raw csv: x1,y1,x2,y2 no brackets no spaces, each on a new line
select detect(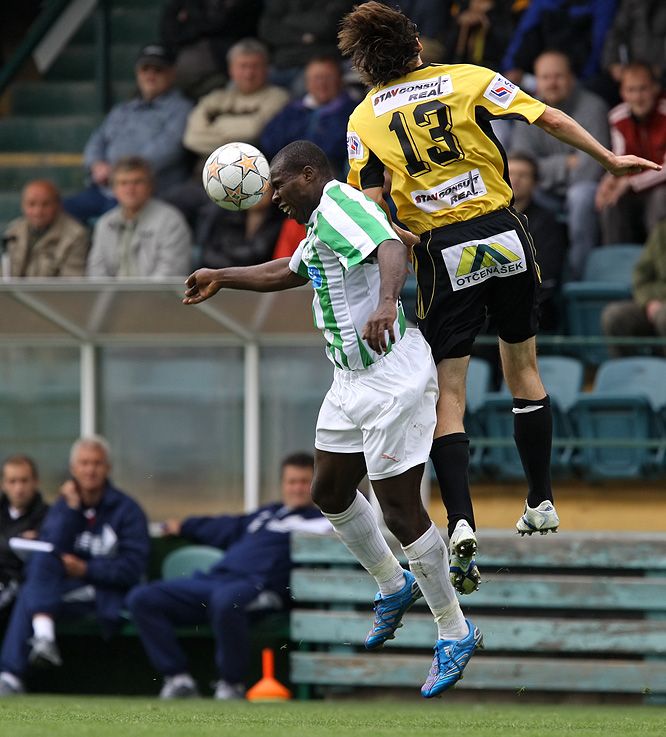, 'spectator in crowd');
0,436,150,696
182,39,289,159
2,181,88,277
261,56,357,178
602,218,666,357
160,0,263,97
501,0,618,86
168,39,289,230
197,192,283,269
515,50,609,280
0,456,48,620
442,0,518,70
602,0,666,85
258,0,355,91
127,452,331,700
87,157,192,278
509,153,568,330
64,44,193,224
595,63,666,245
